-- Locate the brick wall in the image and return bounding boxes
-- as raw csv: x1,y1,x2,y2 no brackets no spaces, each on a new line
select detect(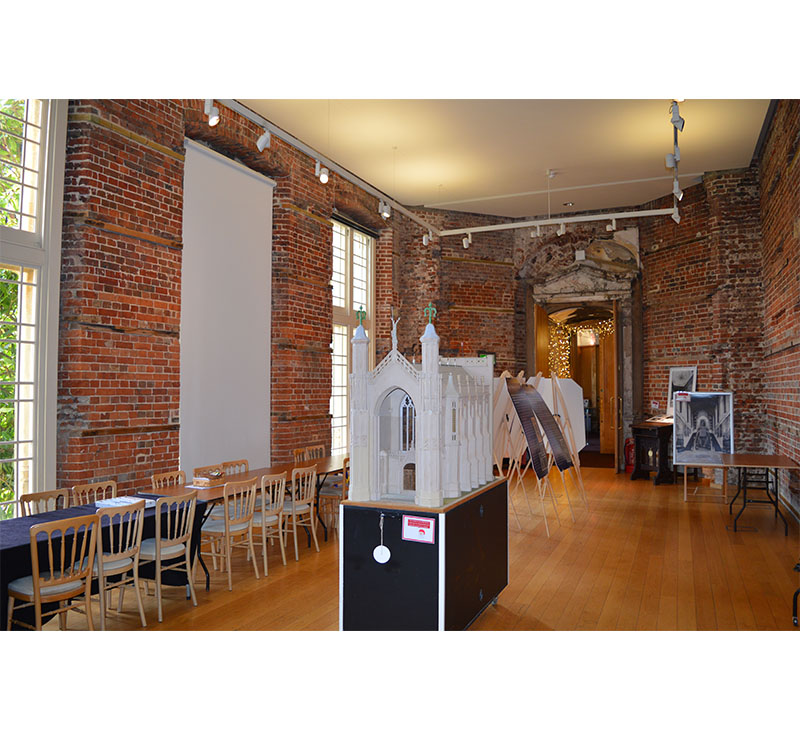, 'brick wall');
639,169,764,455
758,99,800,512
